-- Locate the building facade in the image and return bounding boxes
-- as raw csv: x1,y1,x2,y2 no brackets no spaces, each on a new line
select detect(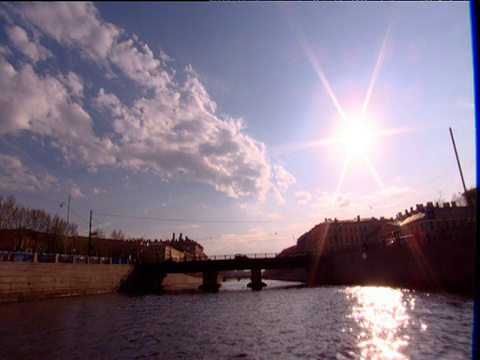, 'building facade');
297,198,474,256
